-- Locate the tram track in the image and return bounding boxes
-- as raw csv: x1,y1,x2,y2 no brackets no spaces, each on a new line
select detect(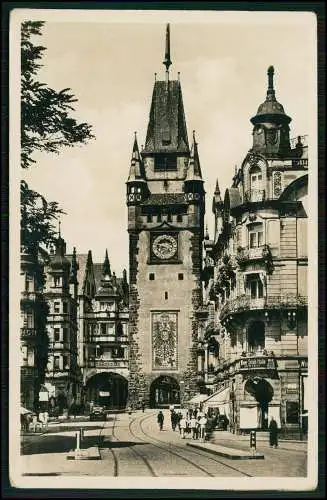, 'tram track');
98,413,157,477
135,413,254,478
